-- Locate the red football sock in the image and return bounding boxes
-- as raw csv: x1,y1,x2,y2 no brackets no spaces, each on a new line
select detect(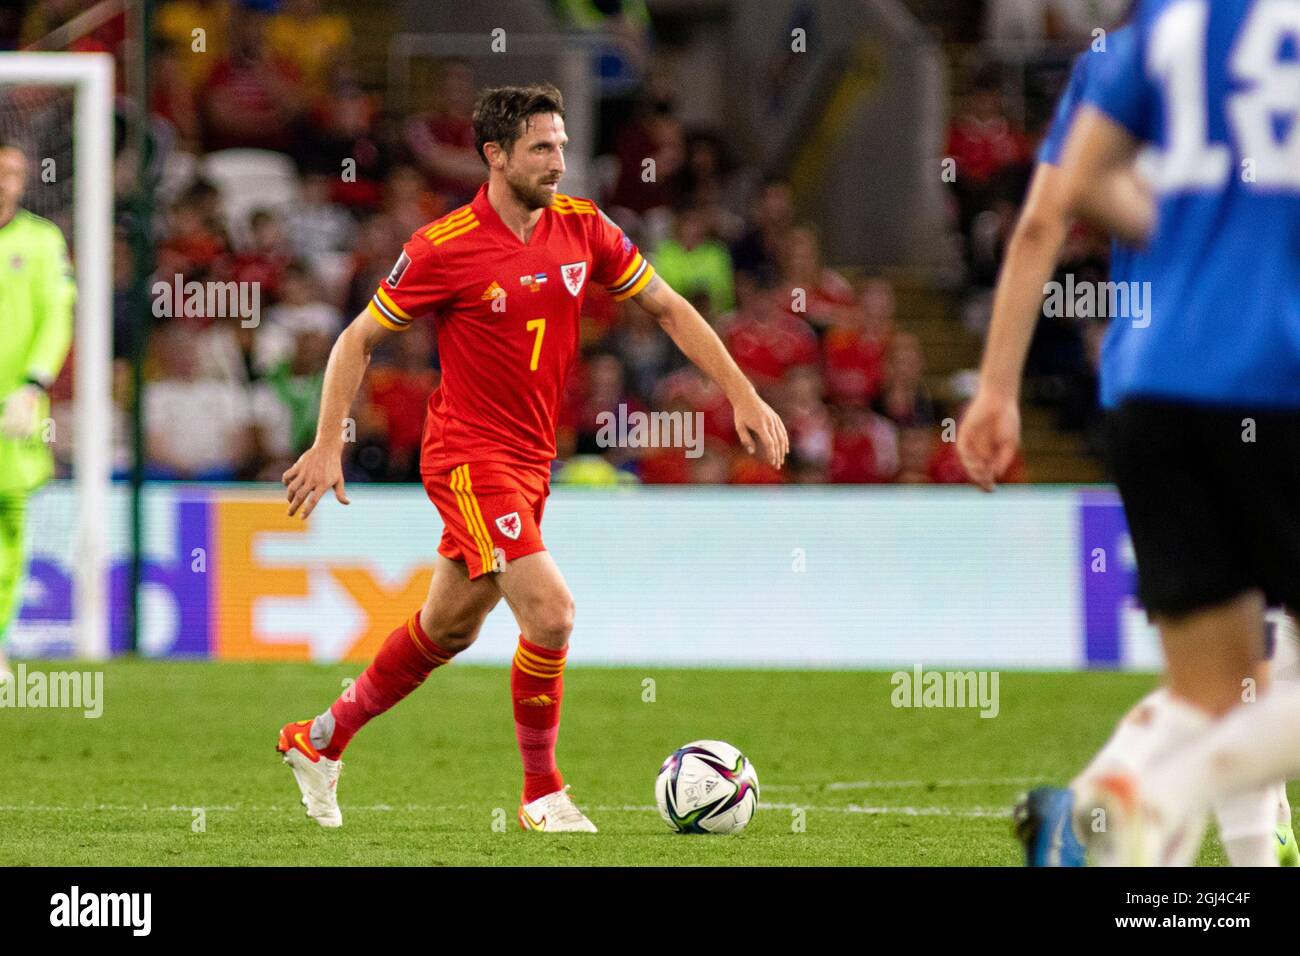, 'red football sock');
511,635,566,802
320,613,452,760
